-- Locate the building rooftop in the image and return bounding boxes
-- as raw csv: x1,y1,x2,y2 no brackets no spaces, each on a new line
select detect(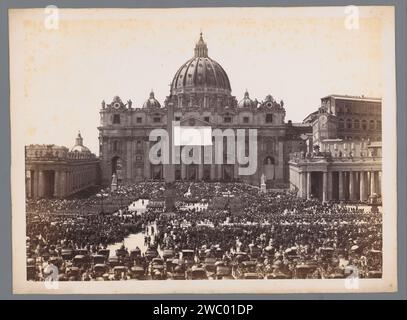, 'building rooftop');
321,94,382,102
